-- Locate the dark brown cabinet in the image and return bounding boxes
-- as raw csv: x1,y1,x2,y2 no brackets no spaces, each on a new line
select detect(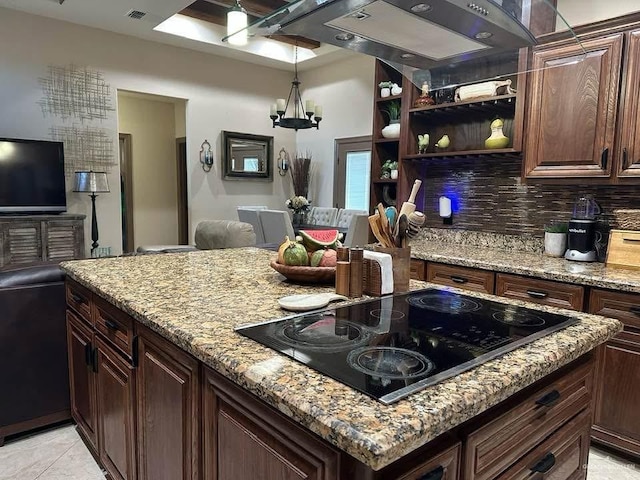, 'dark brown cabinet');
136,324,200,480
495,273,585,311
203,366,340,480
66,311,98,451
524,19,640,184
589,287,640,457
95,336,137,480
524,34,623,179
